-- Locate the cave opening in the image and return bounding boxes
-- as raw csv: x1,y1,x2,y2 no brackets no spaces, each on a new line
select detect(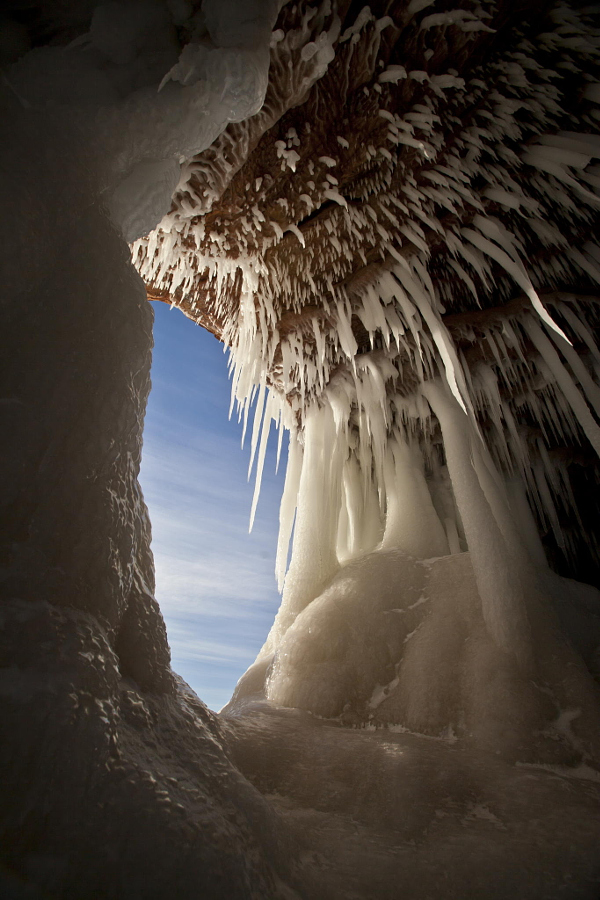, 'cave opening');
3,0,600,897
140,299,285,710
